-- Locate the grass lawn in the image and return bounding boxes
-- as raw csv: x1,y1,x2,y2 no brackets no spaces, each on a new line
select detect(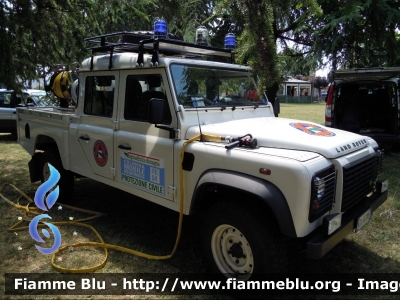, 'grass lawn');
0,103,399,299
279,102,326,125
